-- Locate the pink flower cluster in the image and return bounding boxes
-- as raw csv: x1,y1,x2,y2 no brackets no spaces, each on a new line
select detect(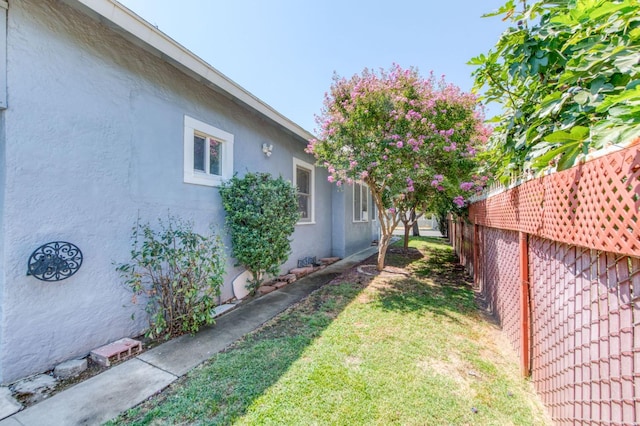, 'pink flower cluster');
431,174,444,191
406,177,415,192
459,181,474,191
